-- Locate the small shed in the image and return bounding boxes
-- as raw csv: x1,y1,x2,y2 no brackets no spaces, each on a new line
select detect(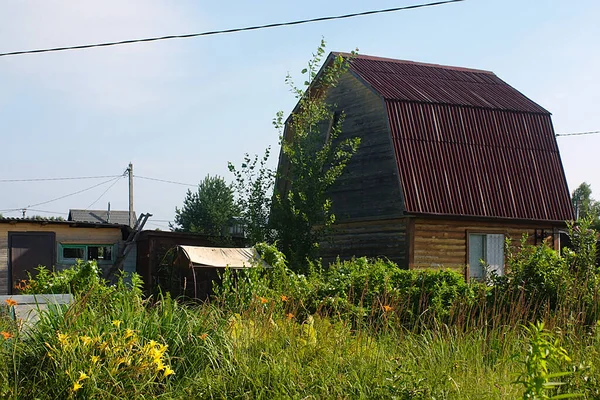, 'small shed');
159,245,267,300
135,230,246,295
